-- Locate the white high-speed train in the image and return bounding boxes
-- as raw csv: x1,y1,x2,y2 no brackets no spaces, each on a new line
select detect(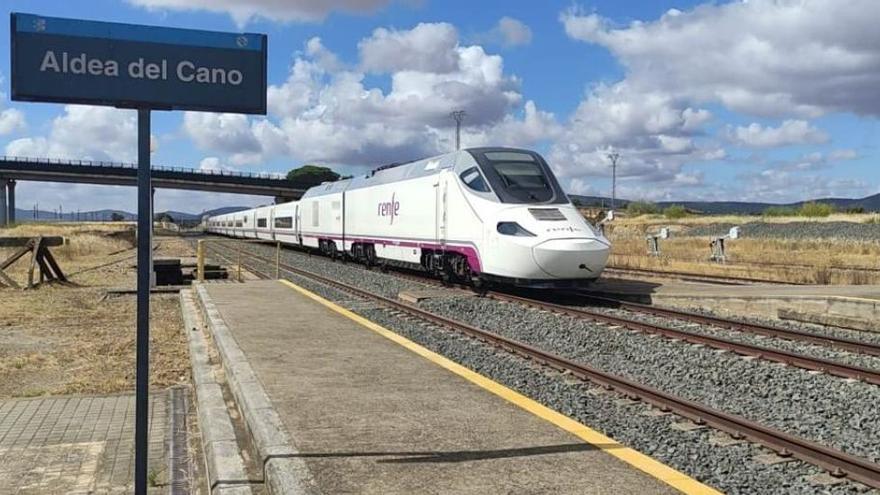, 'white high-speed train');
205,147,610,288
